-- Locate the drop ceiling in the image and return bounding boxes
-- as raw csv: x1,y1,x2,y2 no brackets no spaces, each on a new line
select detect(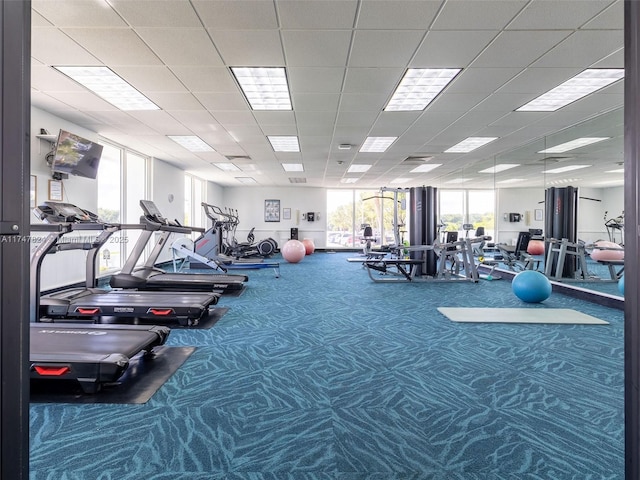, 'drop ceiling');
30,0,625,189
